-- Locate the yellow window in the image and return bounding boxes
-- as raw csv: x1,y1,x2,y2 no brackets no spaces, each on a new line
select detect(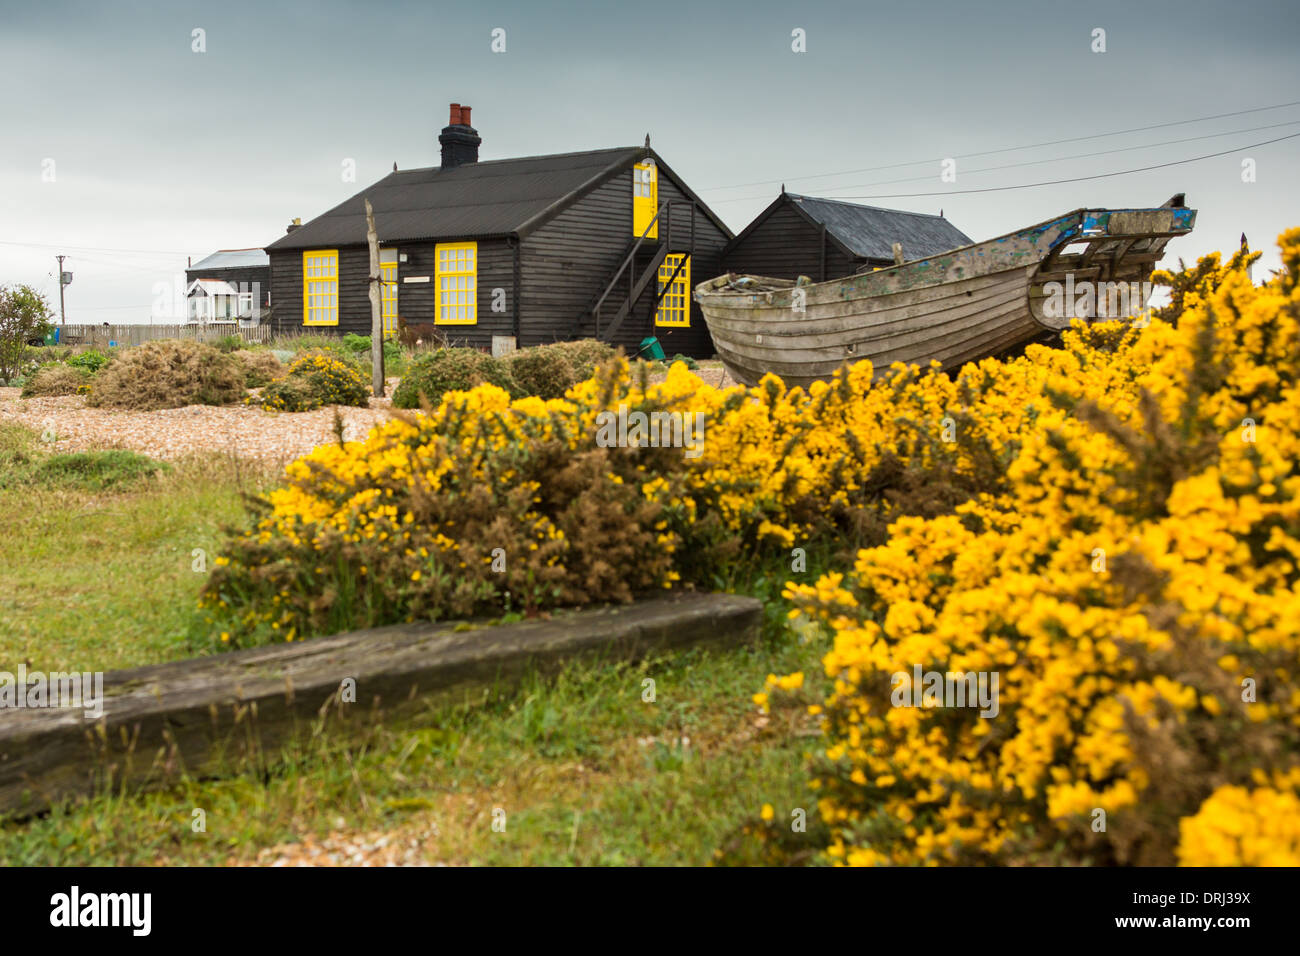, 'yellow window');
435,242,477,325
655,254,690,327
302,249,338,326
380,249,399,336
632,161,657,239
